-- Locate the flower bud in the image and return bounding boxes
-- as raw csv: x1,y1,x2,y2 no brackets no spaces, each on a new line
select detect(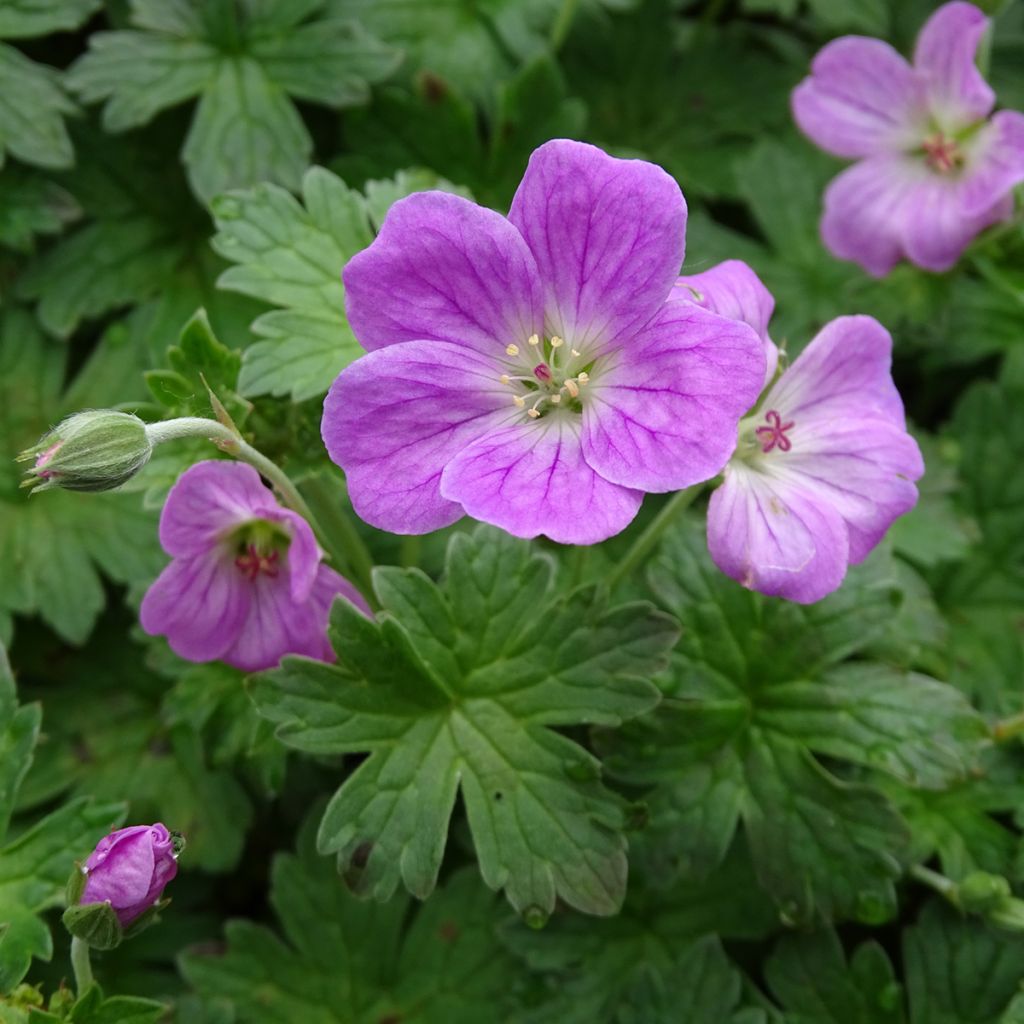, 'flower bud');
957,871,1013,913
18,410,153,493
63,824,181,949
